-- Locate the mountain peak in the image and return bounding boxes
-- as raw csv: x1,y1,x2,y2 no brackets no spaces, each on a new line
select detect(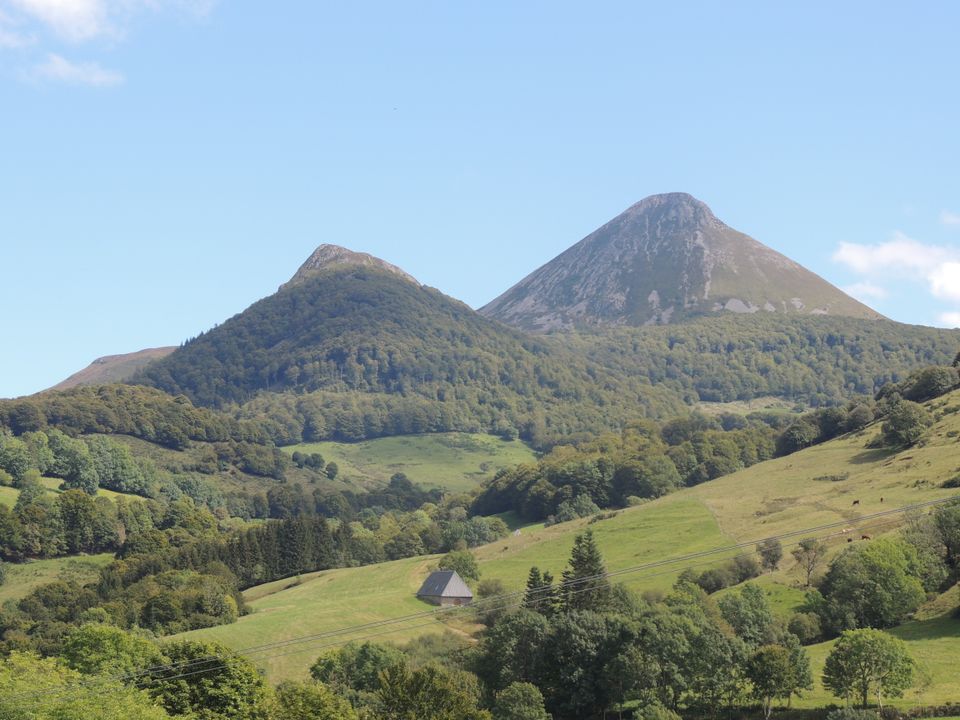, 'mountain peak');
282,244,419,290
481,193,883,330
